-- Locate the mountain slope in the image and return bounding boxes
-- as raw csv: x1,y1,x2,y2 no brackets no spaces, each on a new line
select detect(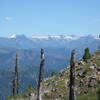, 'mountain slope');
0,35,100,100
8,50,100,100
